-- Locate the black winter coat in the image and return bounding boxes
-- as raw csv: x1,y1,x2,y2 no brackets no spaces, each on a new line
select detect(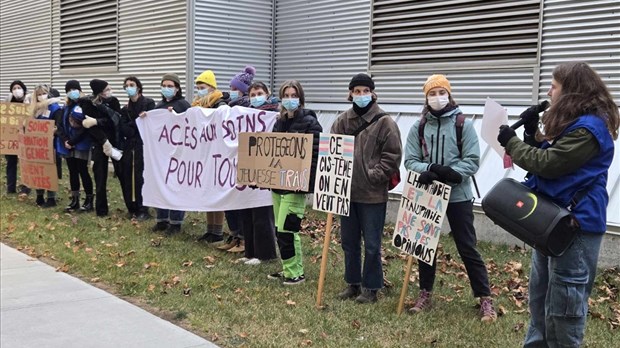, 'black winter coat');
272,108,323,194
77,96,122,147
120,95,156,148
155,96,191,113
